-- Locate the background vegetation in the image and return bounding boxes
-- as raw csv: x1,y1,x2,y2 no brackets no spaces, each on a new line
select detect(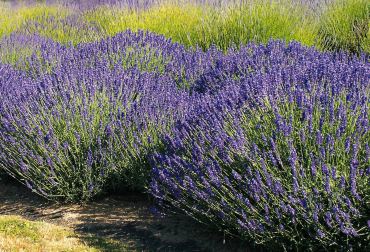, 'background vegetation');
0,0,369,53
